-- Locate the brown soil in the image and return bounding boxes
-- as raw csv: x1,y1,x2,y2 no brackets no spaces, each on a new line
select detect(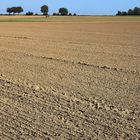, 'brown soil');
0,17,140,139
